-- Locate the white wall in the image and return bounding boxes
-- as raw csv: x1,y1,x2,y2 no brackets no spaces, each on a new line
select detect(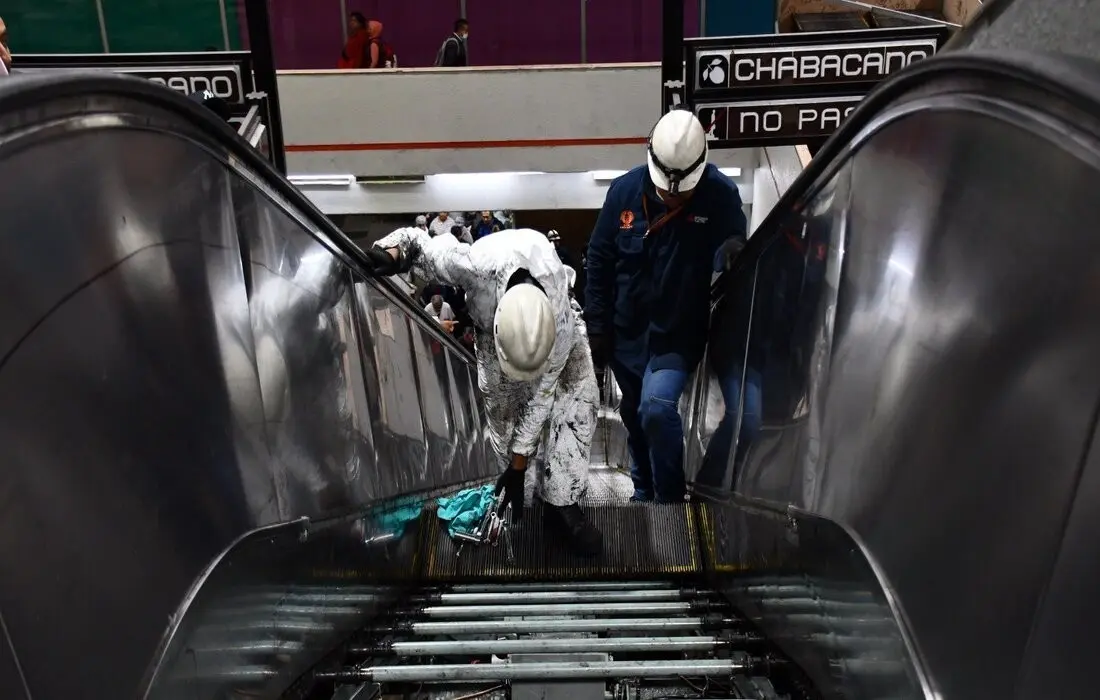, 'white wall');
277,65,759,178
749,146,807,234
296,169,755,215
